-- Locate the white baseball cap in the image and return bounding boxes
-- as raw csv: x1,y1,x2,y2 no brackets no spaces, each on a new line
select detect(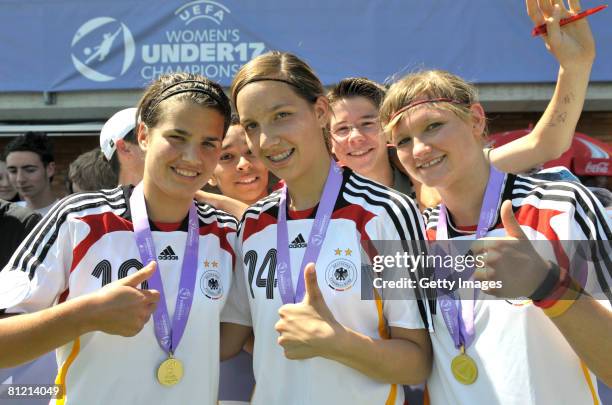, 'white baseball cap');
100,108,138,160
